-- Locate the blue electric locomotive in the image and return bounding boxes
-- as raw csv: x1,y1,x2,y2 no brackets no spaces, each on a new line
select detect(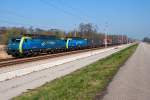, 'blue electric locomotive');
7,35,66,57
7,35,90,57
66,37,89,49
